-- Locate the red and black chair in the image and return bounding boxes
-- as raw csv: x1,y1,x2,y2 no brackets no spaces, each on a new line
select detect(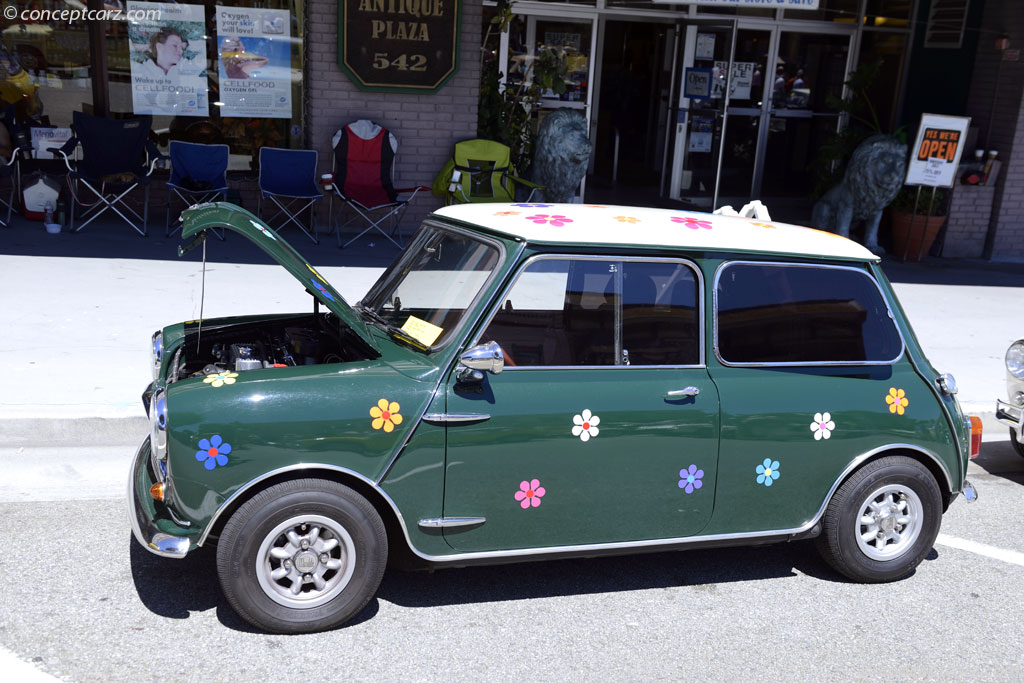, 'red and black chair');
330,120,427,249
